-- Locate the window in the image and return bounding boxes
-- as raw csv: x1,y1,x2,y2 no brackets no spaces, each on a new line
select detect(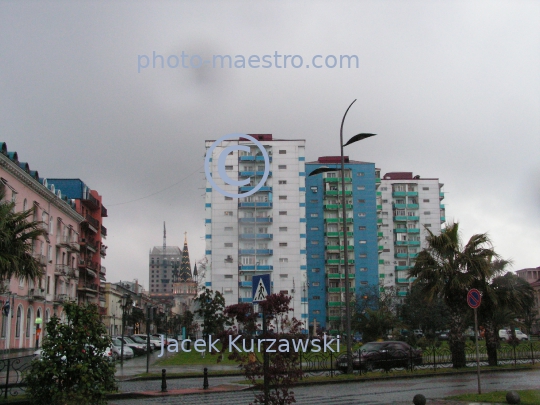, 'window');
358,226,366,230
224,211,233,216
279,258,288,263
360,267,367,271
311,240,319,245
424,224,432,227
424,211,431,215
278,165,287,169
225,165,233,171
224,226,233,231
422,187,429,190
224,243,233,247
357,199,365,203
279,227,287,231
26,308,32,337
357,172,364,177
311,268,320,273
15,306,21,338
382,199,388,203
279,290,289,294
381,187,387,191
279,180,287,185
359,253,367,258
311,254,319,259
224,275,233,279
279,274,288,278
358,213,366,217
423,199,430,203
224,288,233,293
359,240,367,244
313,310,321,315
310,199,318,203
310,213,318,217
357,186,365,190
311,227,319,231
279,196,287,200
279,242,288,247
225,196,233,200
312,296,320,300
360,281,368,285
279,211,287,215
279,150,286,154
312,282,320,286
